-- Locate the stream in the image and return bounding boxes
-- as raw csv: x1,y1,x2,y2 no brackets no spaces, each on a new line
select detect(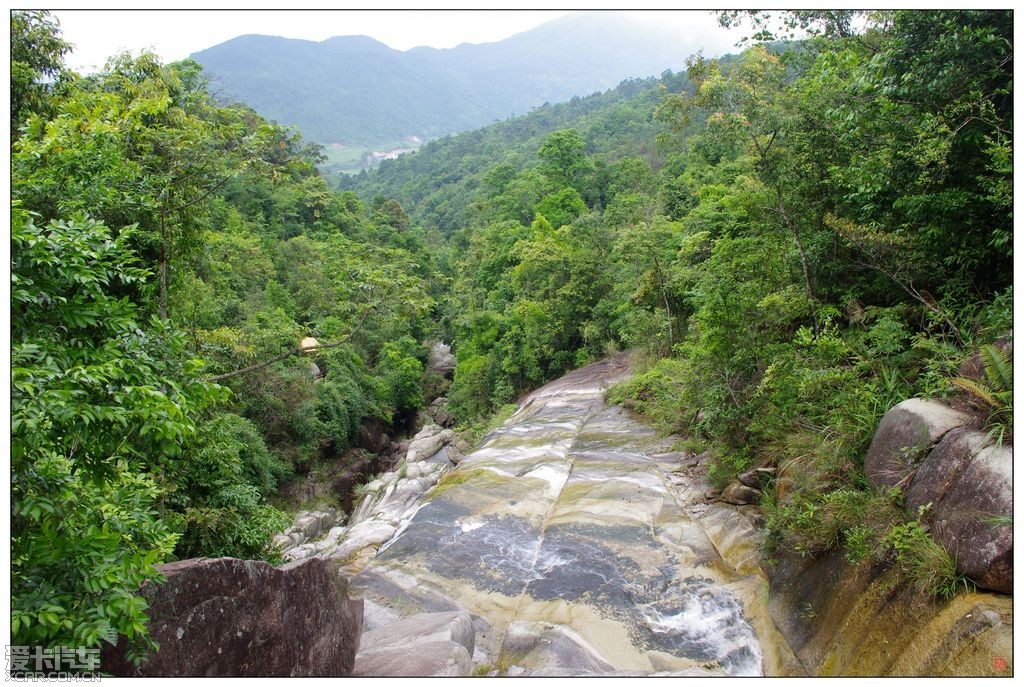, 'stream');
348,354,792,675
